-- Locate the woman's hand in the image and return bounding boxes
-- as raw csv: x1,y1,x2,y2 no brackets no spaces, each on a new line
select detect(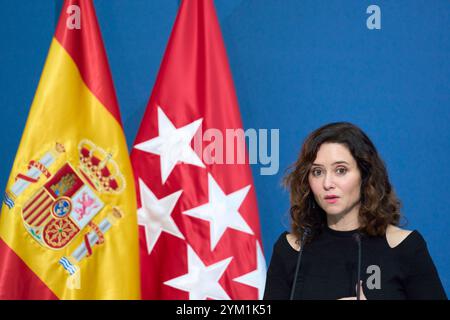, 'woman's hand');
338,281,367,300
